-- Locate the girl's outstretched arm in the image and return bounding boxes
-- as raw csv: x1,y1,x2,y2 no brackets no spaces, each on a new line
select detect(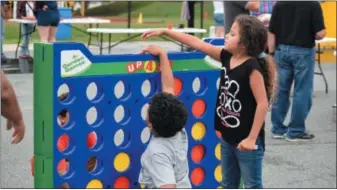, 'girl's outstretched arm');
142,29,223,62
